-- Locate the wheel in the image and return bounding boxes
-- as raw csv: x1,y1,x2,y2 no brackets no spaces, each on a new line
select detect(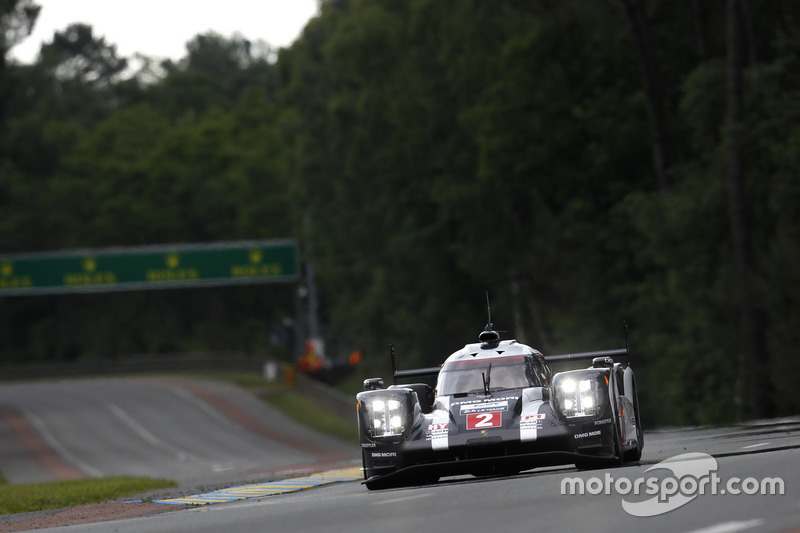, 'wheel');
610,415,625,466
361,450,370,480
623,382,643,462
362,451,399,481
574,432,621,471
574,398,625,470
